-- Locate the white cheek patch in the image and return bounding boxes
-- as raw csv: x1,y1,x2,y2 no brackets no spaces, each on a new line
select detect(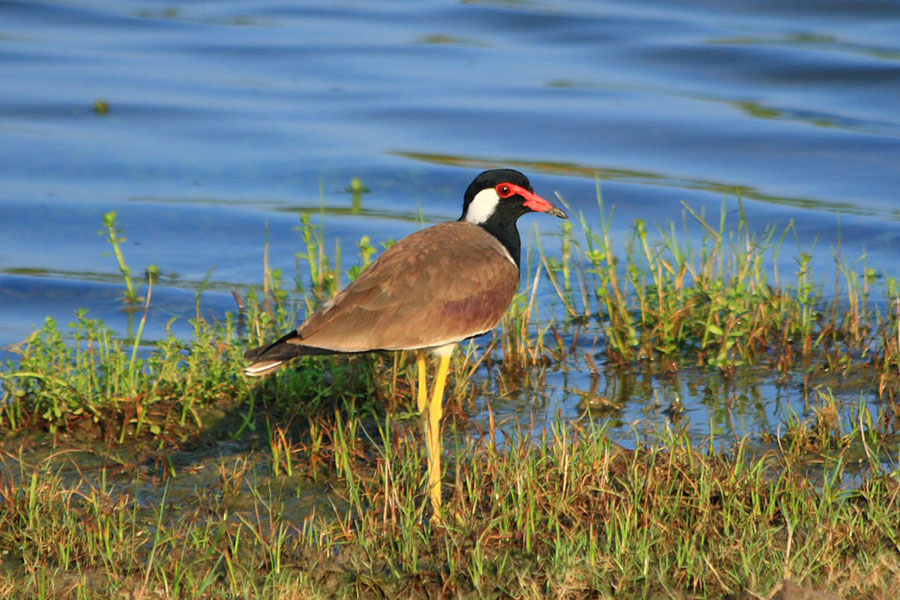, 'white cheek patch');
464,188,500,224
